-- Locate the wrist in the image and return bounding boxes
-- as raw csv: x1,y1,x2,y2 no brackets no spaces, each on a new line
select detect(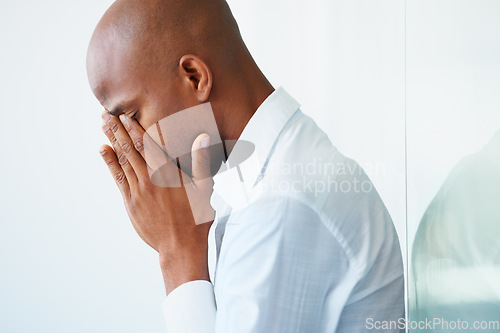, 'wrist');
159,248,210,295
